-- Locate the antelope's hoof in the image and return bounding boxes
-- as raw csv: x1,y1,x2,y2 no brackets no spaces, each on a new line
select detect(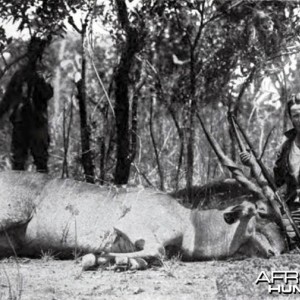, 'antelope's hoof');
129,258,148,270
82,254,98,271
